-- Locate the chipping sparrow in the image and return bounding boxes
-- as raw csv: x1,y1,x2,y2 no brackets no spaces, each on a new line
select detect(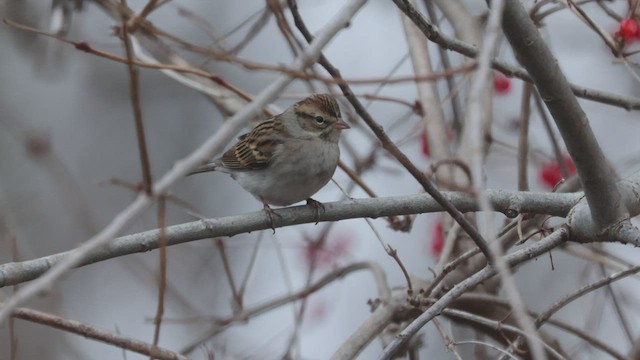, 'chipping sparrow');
190,94,350,224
